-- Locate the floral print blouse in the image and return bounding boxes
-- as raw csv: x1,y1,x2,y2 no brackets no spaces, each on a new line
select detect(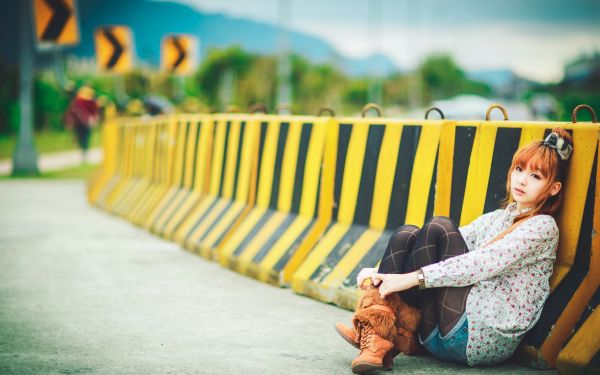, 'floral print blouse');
421,202,559,366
